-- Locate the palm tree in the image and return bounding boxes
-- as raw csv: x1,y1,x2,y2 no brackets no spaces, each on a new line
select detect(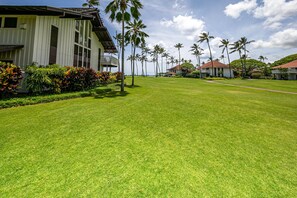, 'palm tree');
239,37,255,77
219,39,232,78
170,56,175,67
143,46,150,76
190,43,203,67
162,52,170,71
174,43,183,66
159,47,165,73
198,32,214,76
125,19,148,86
105,0,143,92
259,55,267,62
230,41,245,78
152,44,161,77
82,0,99,8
